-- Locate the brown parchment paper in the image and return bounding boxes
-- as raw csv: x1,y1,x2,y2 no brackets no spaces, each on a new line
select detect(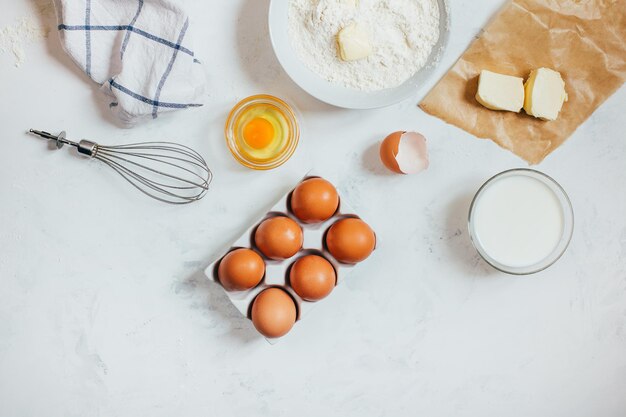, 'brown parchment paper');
419,0,626,164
